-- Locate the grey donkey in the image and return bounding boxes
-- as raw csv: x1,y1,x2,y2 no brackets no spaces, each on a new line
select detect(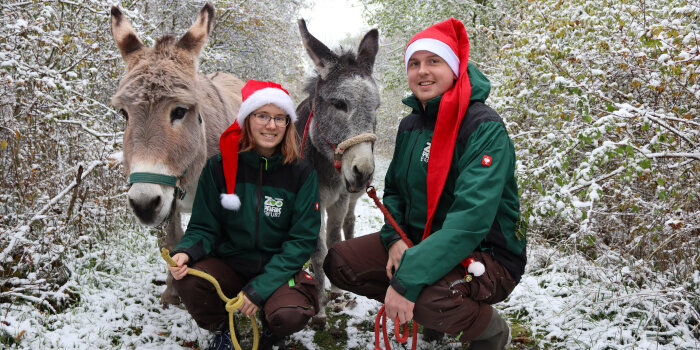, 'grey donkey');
110,3,243,306
295,19,380,327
